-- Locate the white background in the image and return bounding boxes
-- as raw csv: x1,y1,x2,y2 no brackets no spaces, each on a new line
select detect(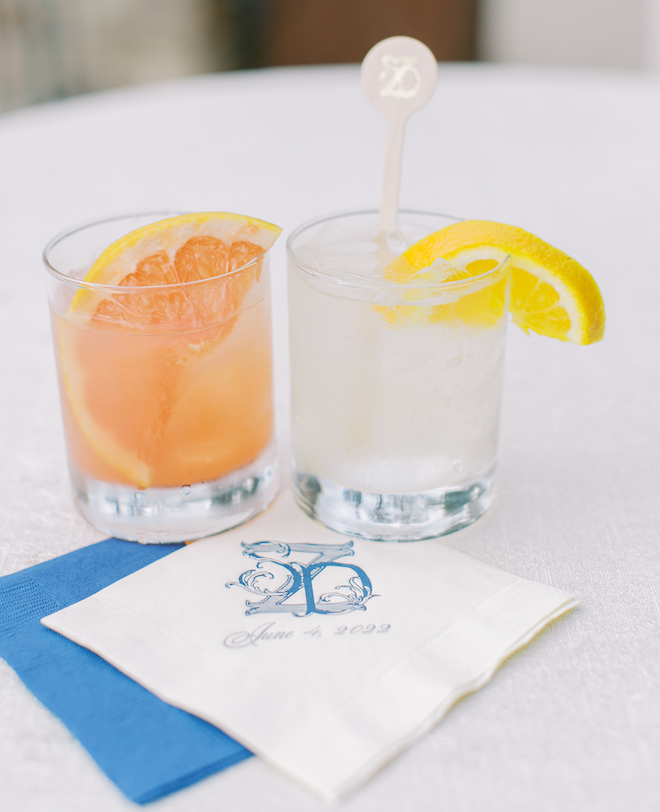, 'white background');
479,0,659,70
0,63,659,811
